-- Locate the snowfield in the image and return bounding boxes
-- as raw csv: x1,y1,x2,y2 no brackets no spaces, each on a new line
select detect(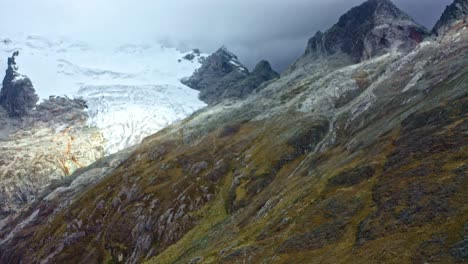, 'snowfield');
78,84,205,154
0,34,207,153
